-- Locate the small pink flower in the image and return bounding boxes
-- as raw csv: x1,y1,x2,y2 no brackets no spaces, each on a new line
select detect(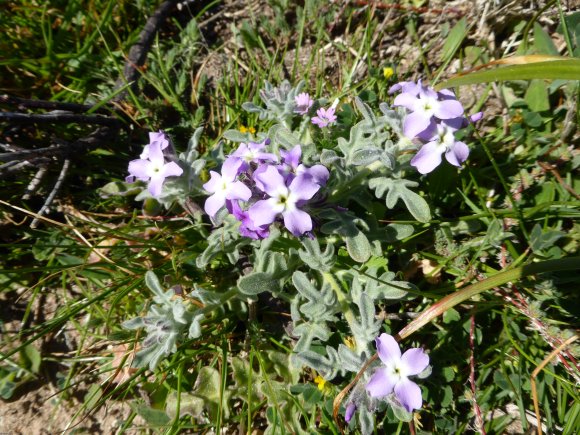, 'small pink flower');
311,107,337,128
294,92,314,115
